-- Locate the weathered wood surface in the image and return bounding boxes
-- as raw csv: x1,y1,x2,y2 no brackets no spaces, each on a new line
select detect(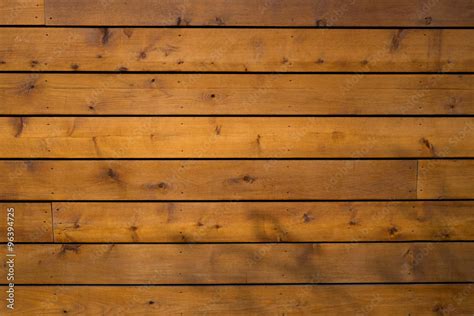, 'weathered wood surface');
2,243,472,284
2,74,472,115
1,28,472,72
2,285,473,315
44,0,474,27
52,201,474,242
0,160,417,200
